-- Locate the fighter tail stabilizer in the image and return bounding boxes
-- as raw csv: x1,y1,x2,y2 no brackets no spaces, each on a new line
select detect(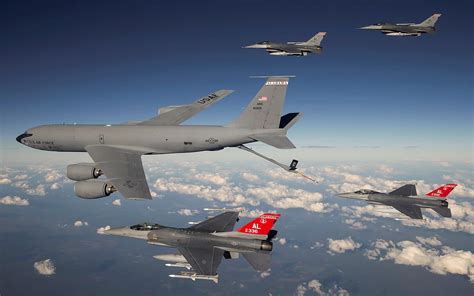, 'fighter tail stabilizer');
242,252,271,271
417,14,442,27
425,184,457,198
431,207,452,218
